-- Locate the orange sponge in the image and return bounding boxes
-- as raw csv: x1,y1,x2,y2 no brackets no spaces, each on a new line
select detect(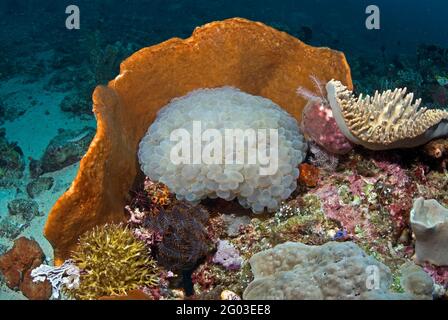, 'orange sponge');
44,18,353,264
